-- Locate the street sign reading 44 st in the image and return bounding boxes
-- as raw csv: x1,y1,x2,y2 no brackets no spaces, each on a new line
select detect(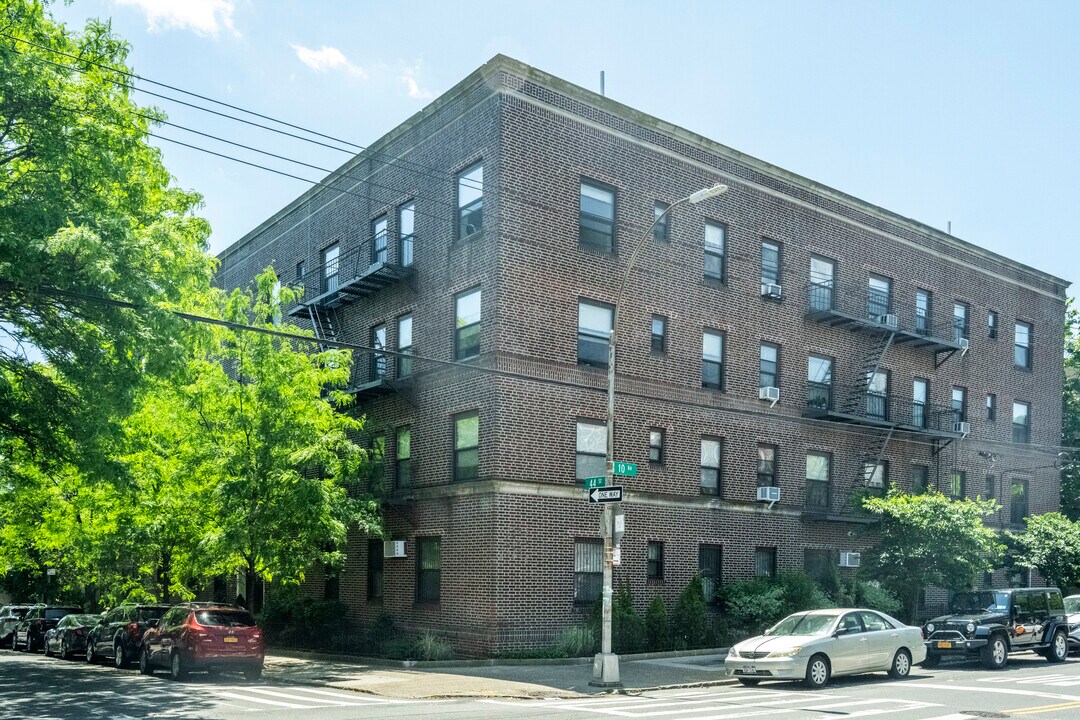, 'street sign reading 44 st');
583,476,606,489
588,486,623,503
